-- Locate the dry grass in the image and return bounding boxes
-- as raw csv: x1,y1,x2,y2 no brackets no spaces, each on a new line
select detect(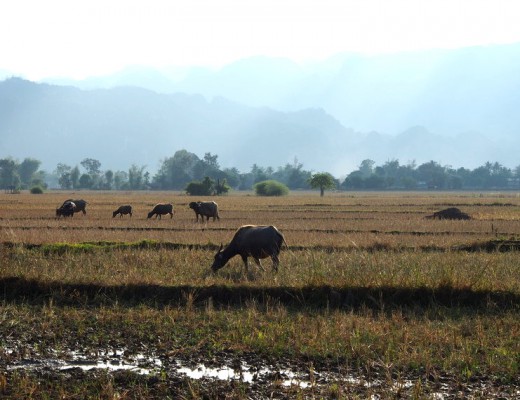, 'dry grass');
1,190,519,247
1,190,519,397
